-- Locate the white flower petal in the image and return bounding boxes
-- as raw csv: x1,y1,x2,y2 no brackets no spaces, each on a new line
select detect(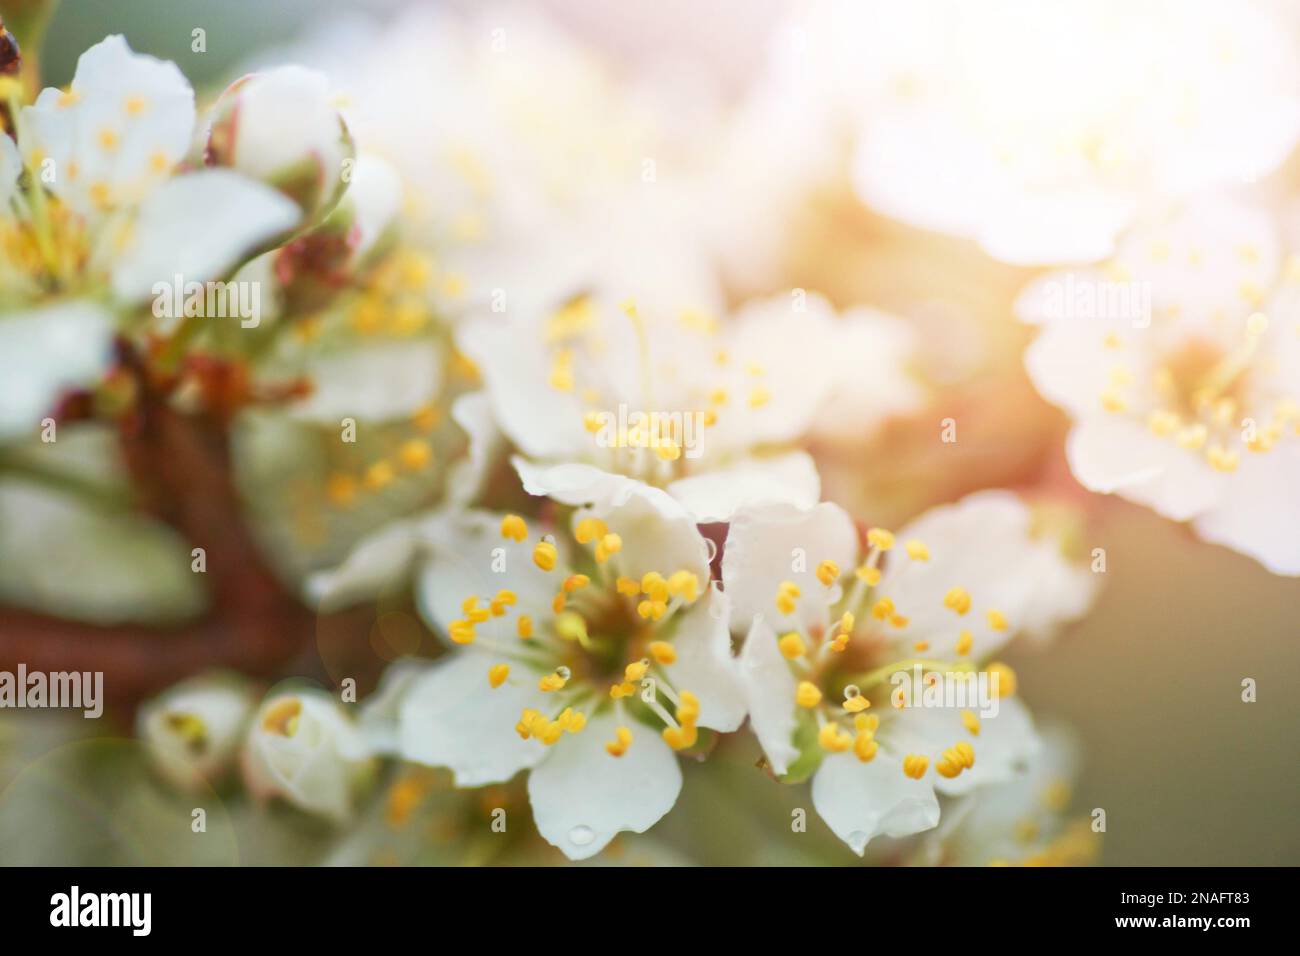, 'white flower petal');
398,649,550,786
811,751,941,857
304,520,420,610
661,587,746,732
877,491,1097,657
666,451,820,523
289,342,441,424
721,500,858,633
886,694,1039,797
527,709,682,860
1192,443,1300,576
21,35,195,216
446,391,503,506
111,169,300,300
1066,417,1226,521
735,616,799,776
0,302,115,442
